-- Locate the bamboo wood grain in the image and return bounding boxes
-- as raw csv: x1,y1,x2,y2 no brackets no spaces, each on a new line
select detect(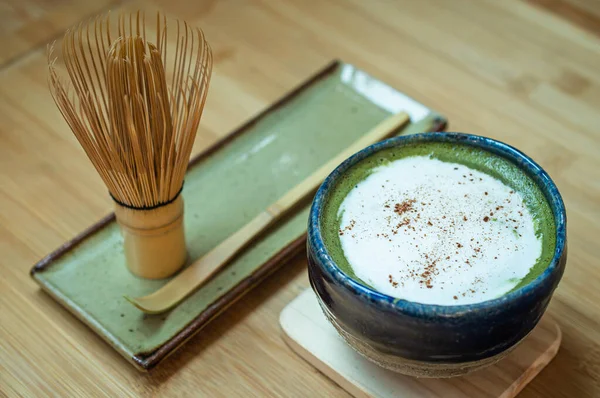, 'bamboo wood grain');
125,112,410,314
